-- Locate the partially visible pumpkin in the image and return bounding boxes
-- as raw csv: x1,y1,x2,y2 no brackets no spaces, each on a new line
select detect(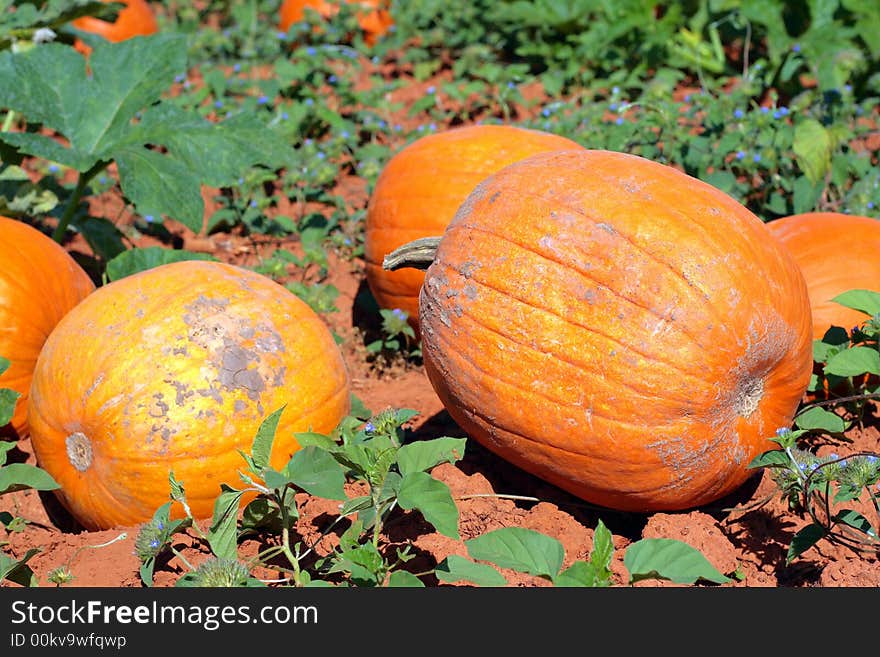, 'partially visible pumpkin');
71,0,158,55
279,0,392,45
766,211,880,340
408,149,813,512
365,124,583,333
0,217,95,439
27,260,350,530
